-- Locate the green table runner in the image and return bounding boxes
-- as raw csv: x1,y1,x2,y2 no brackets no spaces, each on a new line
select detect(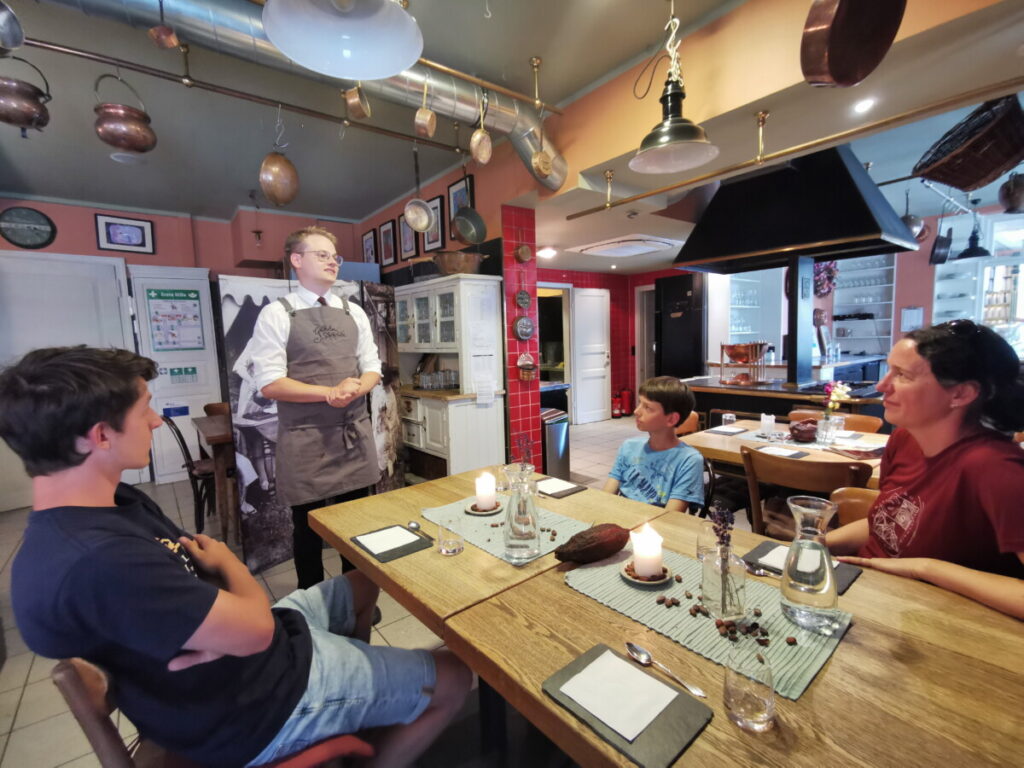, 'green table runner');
421,496,591,566
565,548,851,700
